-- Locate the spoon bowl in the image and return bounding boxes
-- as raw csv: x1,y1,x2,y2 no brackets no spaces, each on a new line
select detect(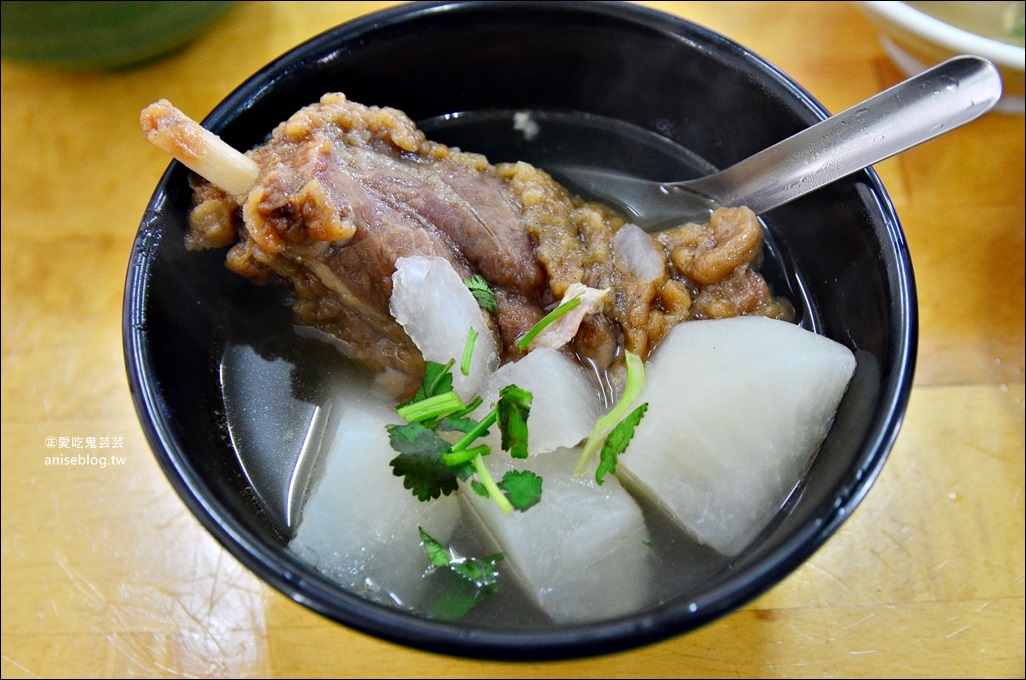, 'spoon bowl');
549,55,1002,231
